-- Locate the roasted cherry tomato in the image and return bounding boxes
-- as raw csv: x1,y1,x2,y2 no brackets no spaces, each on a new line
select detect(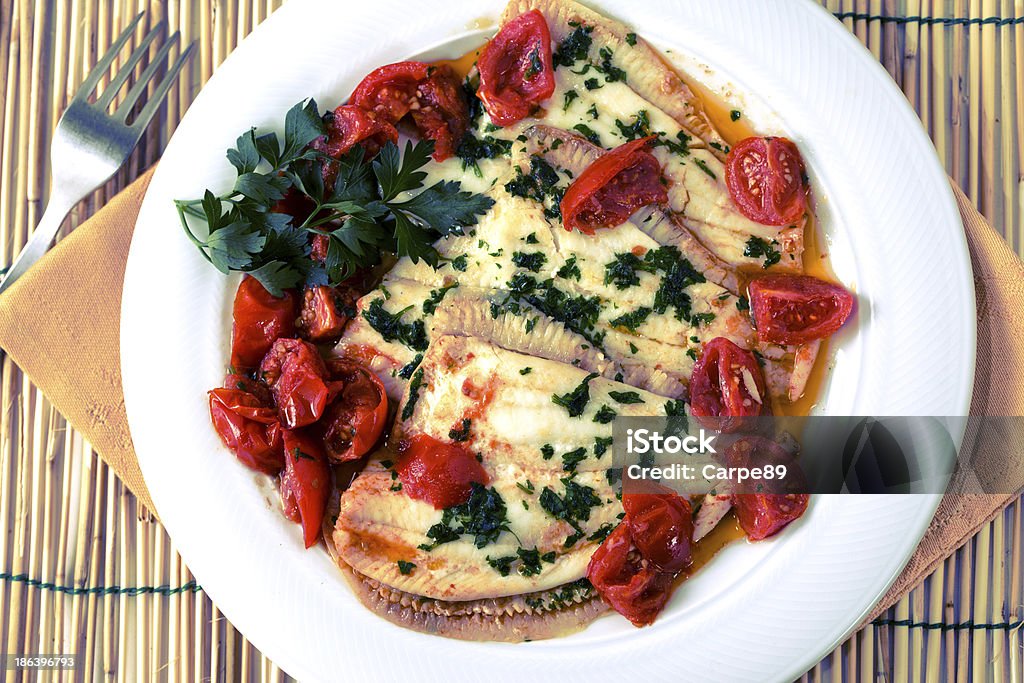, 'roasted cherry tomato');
259,339,334,429
313,104,398,160
476,10,555,126
725,136,808,226
208,387,284,475
280,429,331,548
586,524,674,627
395,434,488,509
296,285,359,344
350,61,468,160
726,435,809,540
229,277,297,371
560,136,667,234
622,492,694,574
320,359,388,463
733,491,809,541
689,337,768,431
748,274,855,345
